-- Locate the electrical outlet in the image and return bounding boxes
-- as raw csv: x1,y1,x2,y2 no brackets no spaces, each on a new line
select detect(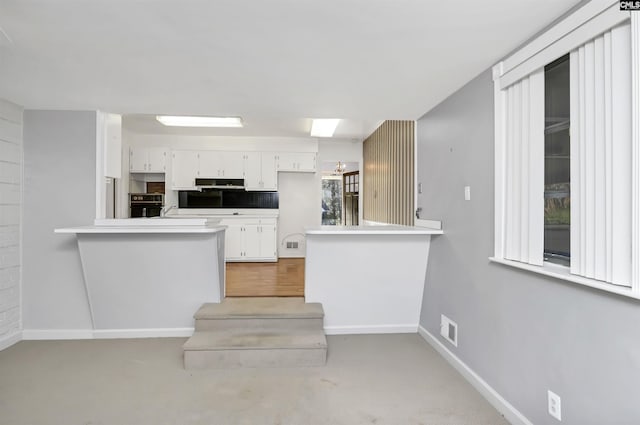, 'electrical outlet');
440,314,458,347
548,390,562,421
